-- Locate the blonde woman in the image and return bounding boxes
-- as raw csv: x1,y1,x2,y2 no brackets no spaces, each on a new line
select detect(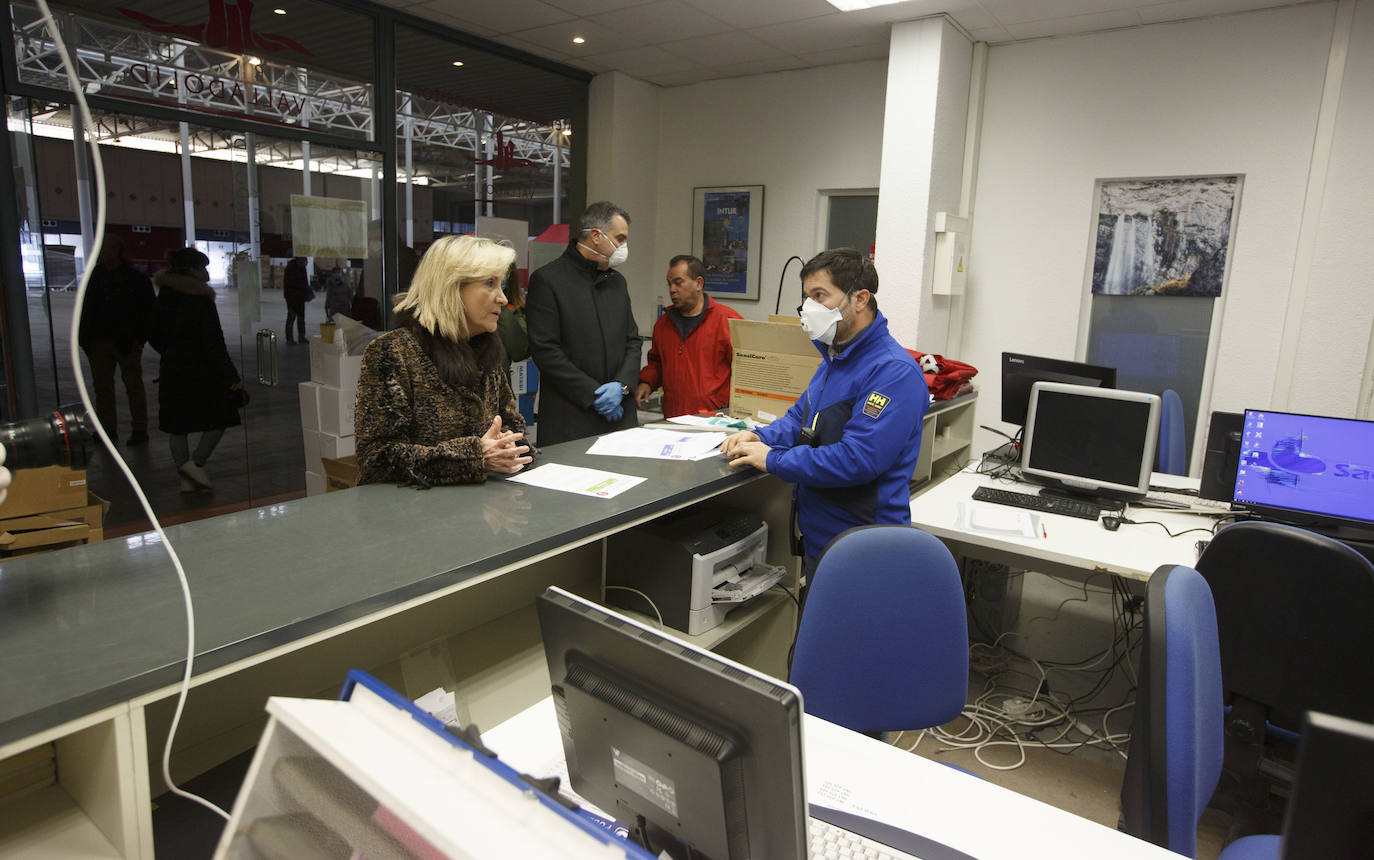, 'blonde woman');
355,235,532,486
